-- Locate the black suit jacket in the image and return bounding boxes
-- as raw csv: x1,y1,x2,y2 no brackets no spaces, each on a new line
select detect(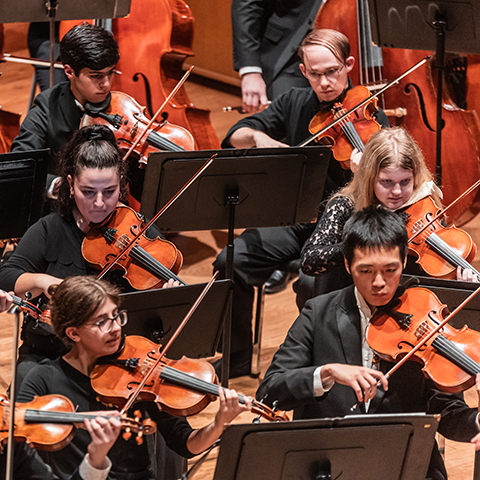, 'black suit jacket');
231,0,322,86
257,285,479,480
